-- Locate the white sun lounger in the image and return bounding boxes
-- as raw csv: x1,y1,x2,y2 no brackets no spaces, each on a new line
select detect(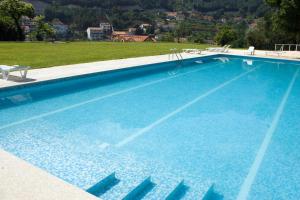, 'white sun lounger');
206,45,230,53
265,50,286,57
222,45,231,53
182,49,202,54
0,65,30,80
265,46,286,57
244,46,255,55
206,45,227,52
